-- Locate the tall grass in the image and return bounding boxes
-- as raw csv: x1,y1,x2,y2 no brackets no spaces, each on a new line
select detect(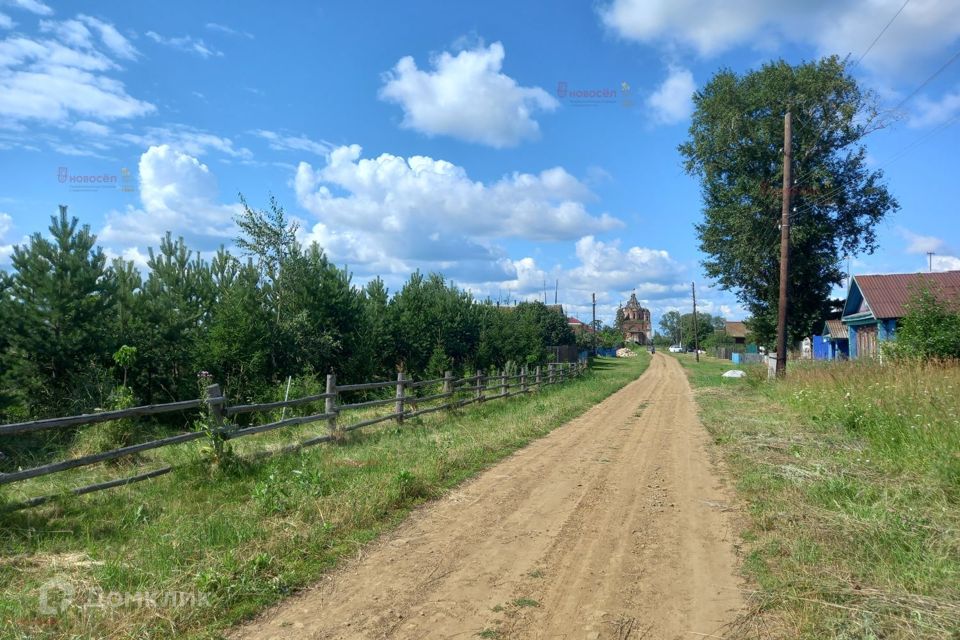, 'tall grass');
0,354,648,640
674,354,960,639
